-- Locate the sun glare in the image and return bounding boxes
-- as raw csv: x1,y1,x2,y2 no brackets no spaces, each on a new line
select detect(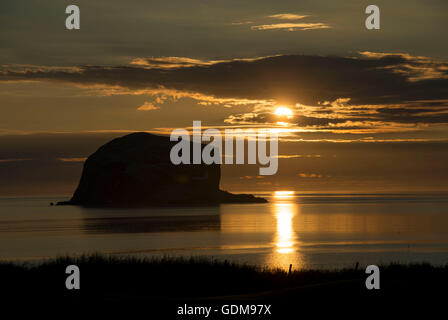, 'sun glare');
274,107,293,118
274,190,295,199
